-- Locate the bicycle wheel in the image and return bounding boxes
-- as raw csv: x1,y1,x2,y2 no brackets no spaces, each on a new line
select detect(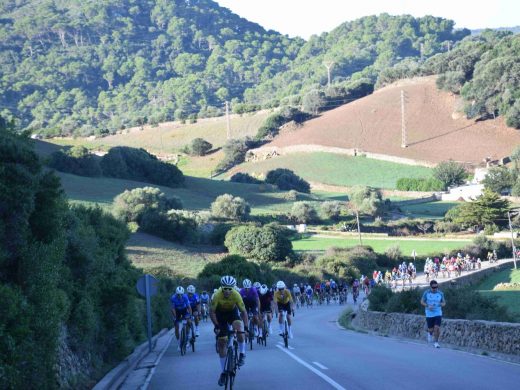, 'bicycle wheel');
224,346,234,390
248,326,254,350
190,323,196,352
180,327,187,356
283,321,288,348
